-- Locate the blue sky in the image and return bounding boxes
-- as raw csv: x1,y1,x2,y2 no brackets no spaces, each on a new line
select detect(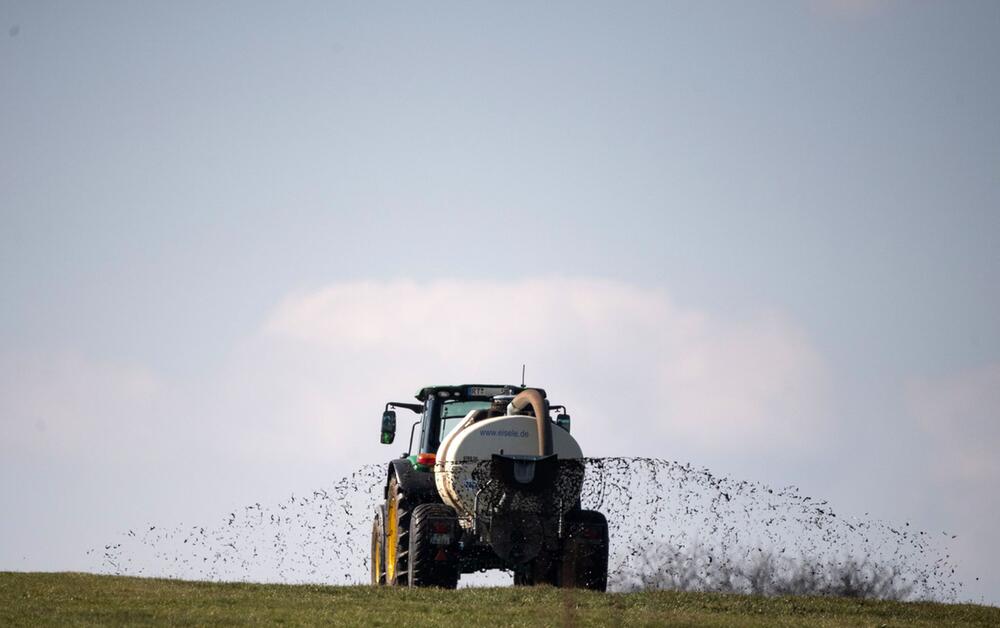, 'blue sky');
2,1,998,602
